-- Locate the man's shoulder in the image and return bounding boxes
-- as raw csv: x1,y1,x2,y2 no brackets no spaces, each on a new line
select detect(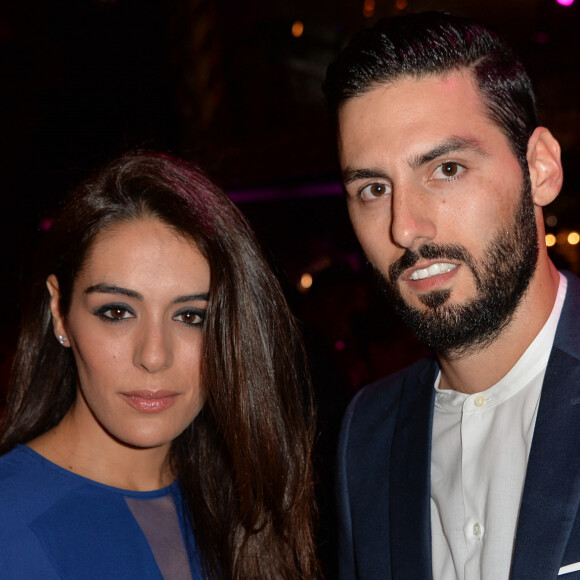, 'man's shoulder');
563,270,580,290
341,356,437,445
350,355,436,413
553,271,580,356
